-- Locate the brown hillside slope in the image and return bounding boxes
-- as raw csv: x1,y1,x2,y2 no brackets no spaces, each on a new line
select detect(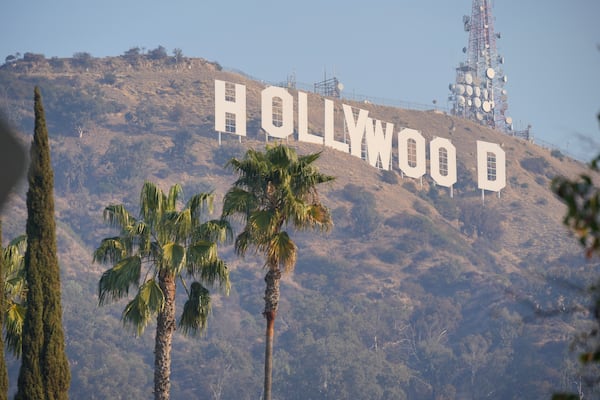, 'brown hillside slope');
0,54,596,399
